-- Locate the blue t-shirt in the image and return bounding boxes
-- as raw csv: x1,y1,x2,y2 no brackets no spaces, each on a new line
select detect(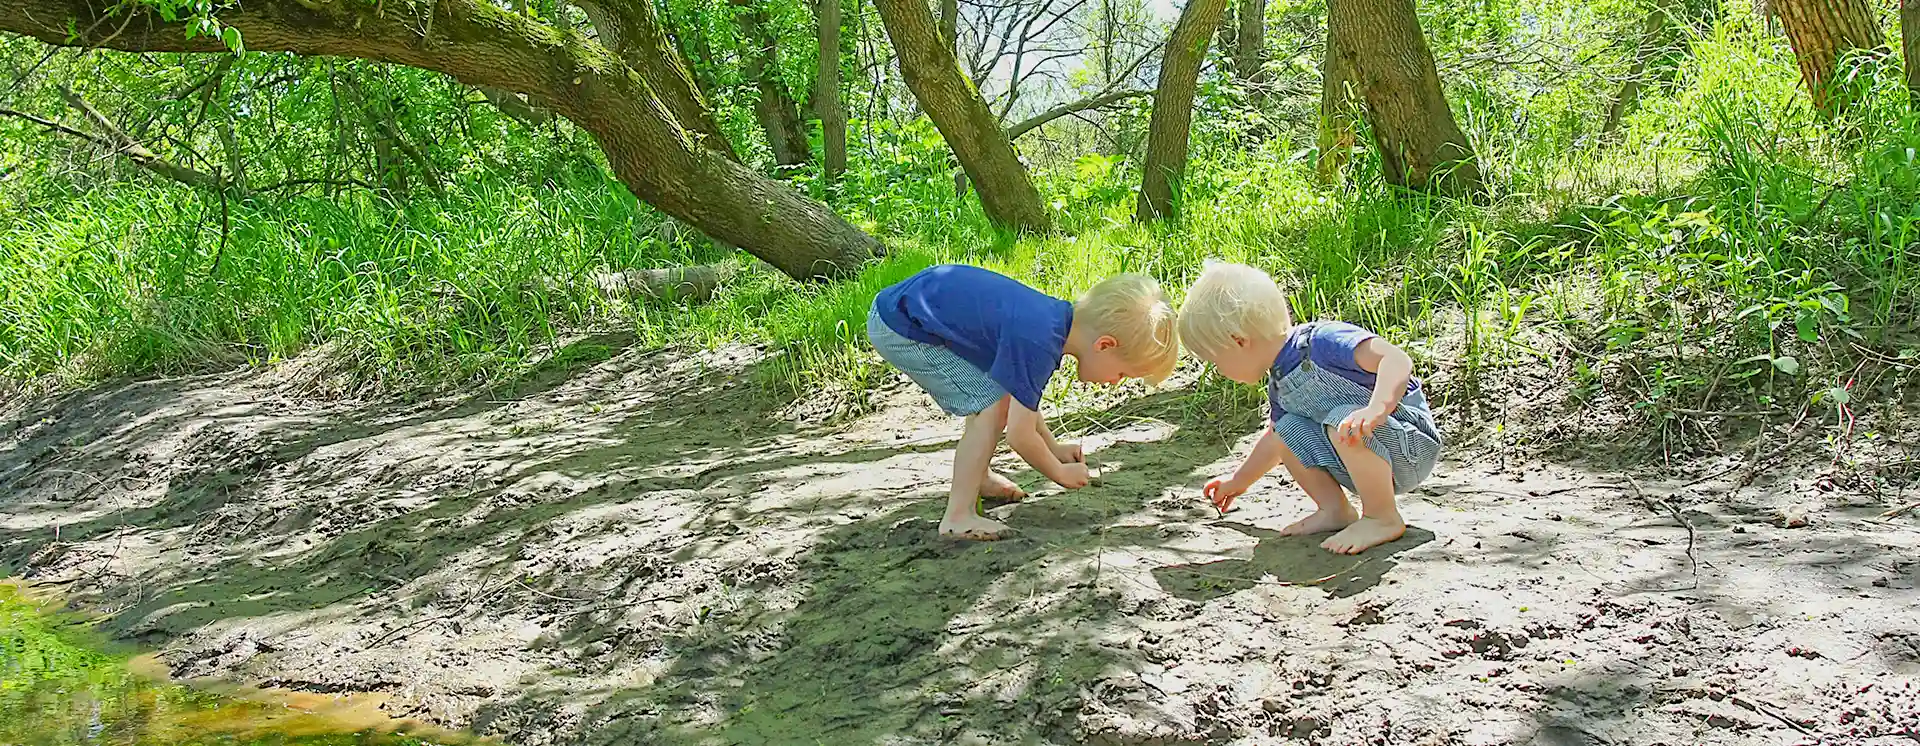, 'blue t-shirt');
874,264,1072,410
1272,321,1419,393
